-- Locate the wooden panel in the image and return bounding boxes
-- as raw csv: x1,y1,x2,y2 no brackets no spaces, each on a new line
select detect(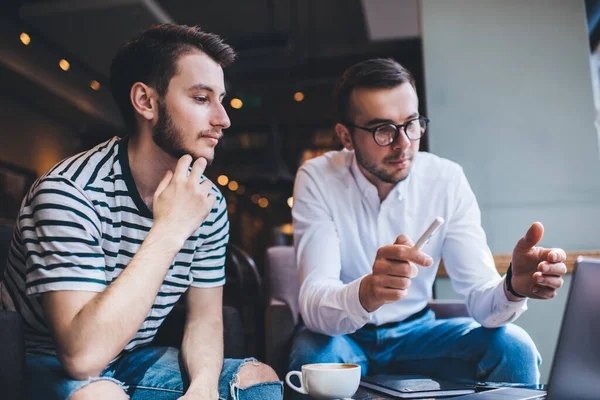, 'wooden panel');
437,251,600,277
